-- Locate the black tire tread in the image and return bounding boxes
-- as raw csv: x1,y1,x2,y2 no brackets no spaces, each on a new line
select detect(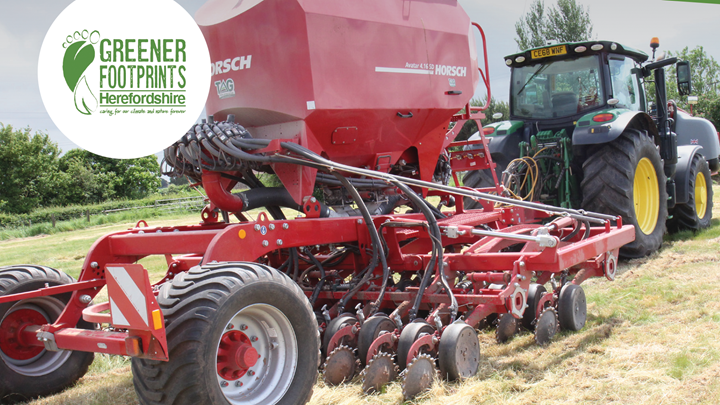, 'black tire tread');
0,265,75,294
461,169,496,210
0,265,93,403
668,154,713,232
580,129,668,258
131,262,318,405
